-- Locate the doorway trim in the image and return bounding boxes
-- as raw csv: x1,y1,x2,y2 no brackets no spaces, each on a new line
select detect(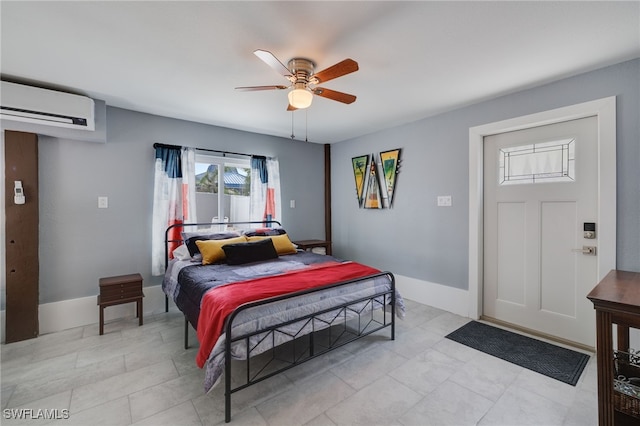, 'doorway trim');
468,97,617,319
